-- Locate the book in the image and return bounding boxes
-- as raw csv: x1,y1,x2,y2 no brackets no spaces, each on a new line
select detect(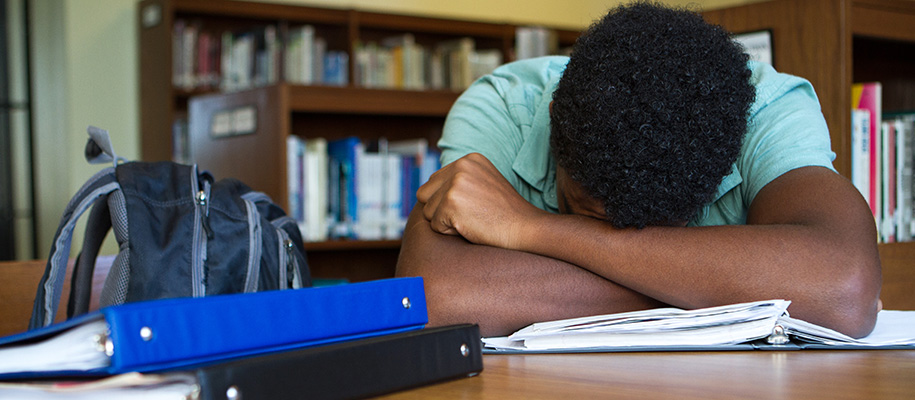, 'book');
893,113,915,241
387,139,441,220
852,82,883,227
286,136,305,227
482,300,915,353
514,26,558,60
882,121,897,242
303,137,329,241
0,324,482,399
434,38,475,91
323,50,348,86
0,277,427,377
851,108,871,202
327,137,363,239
